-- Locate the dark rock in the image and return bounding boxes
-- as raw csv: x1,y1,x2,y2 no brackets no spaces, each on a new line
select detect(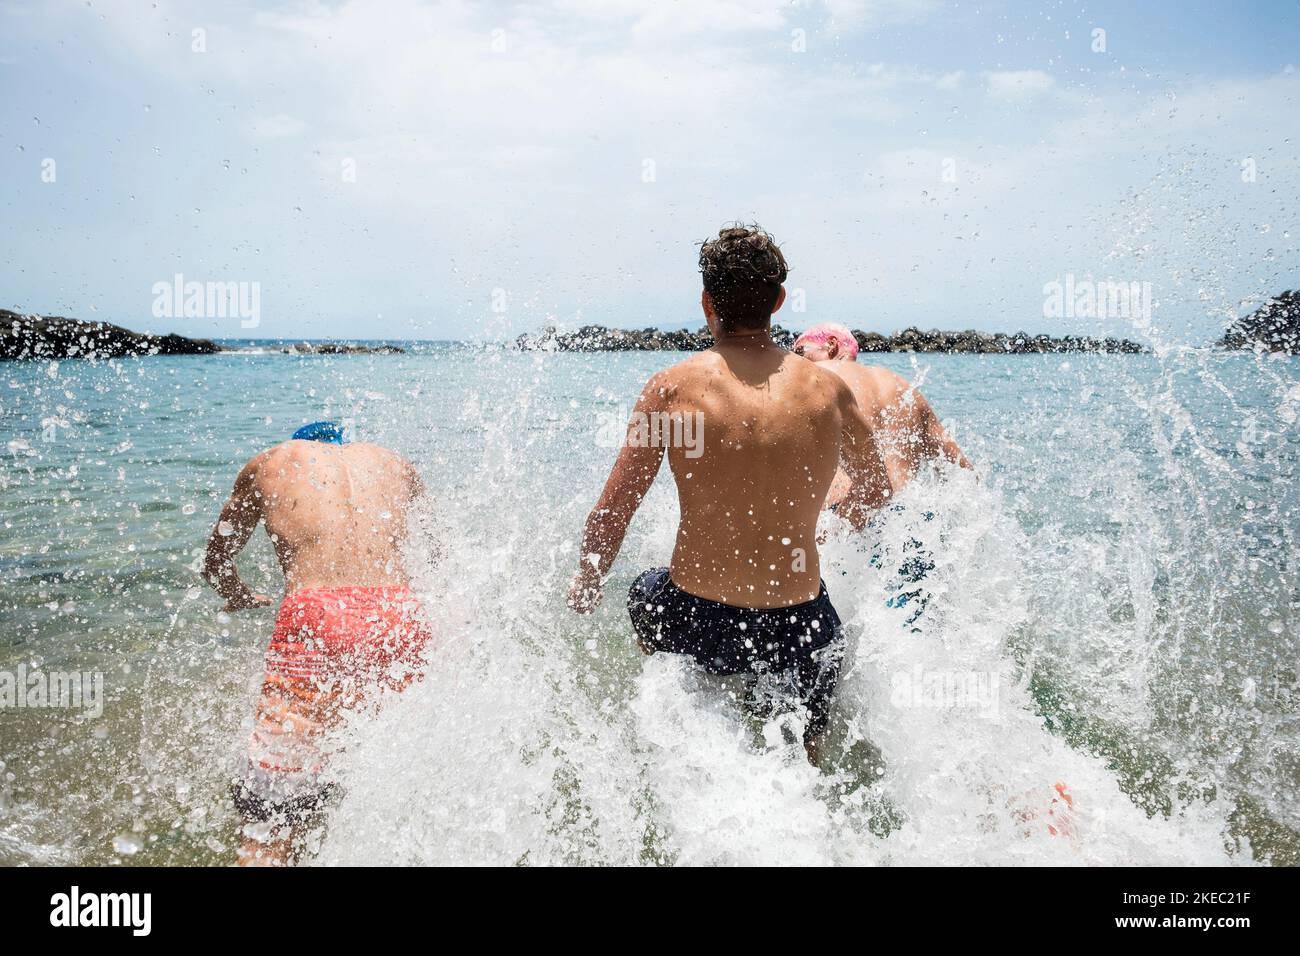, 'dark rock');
0,309,219,360
283,341,406,355
854,331,891,353
1219,291,1300,353
515,324,799,353
516,322,1147,354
